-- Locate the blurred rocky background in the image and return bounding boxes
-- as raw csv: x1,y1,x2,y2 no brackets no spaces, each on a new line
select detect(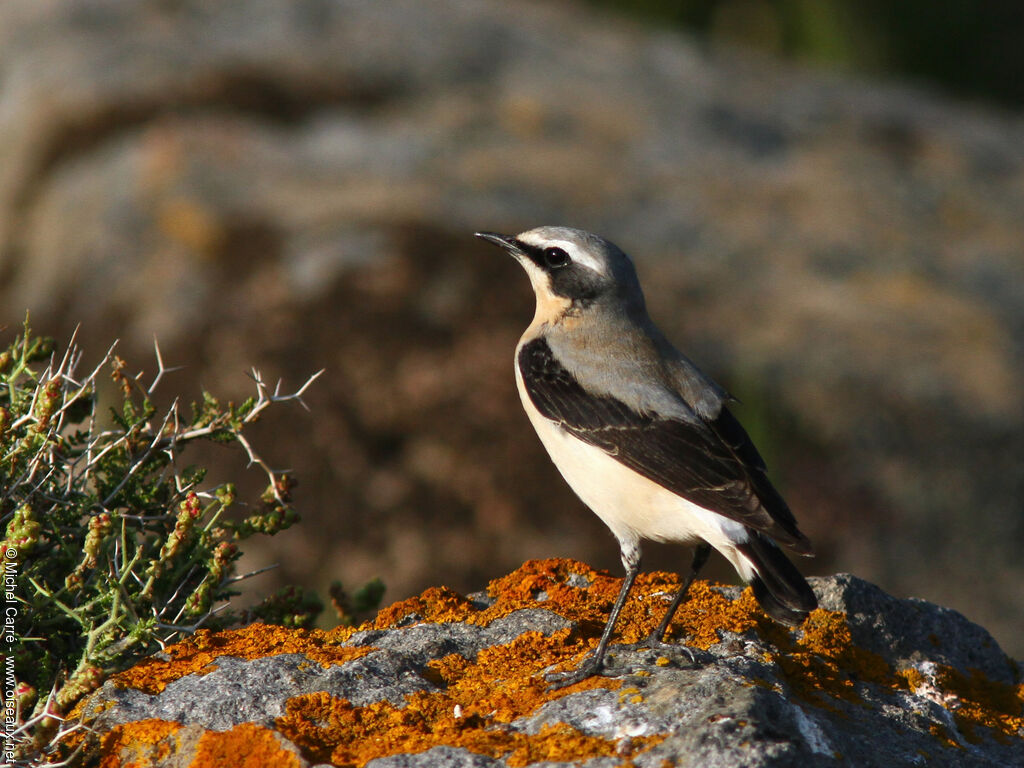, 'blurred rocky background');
1,0,1021,655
